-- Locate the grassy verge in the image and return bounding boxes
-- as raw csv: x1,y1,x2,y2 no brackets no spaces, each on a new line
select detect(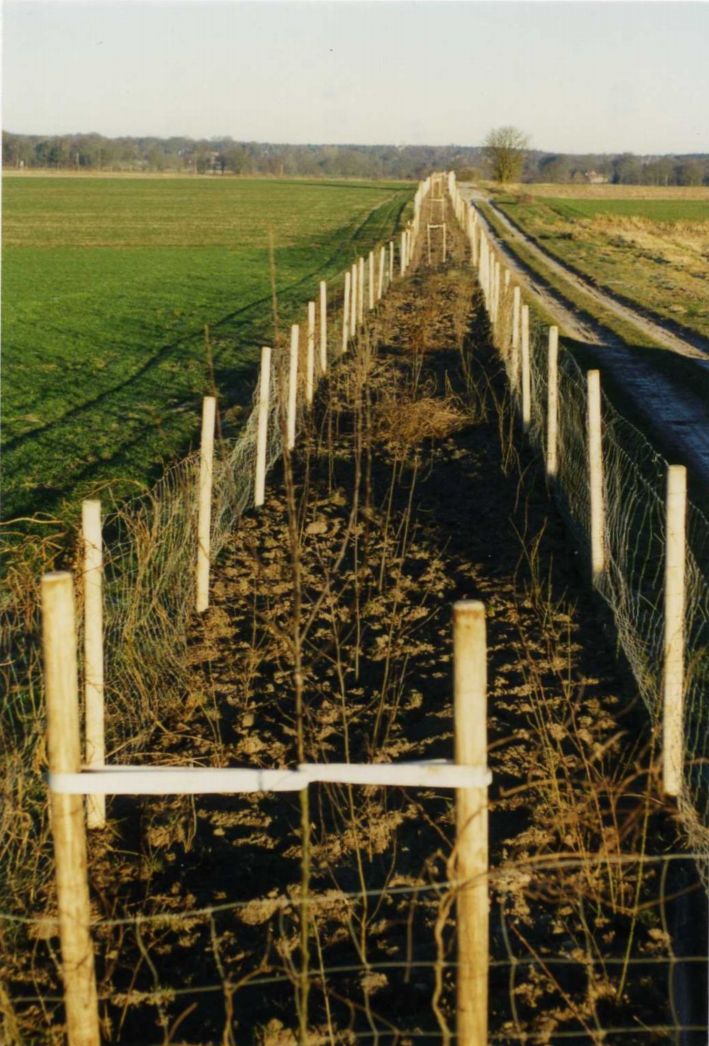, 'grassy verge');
491,193,709,343
477,200,709,495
